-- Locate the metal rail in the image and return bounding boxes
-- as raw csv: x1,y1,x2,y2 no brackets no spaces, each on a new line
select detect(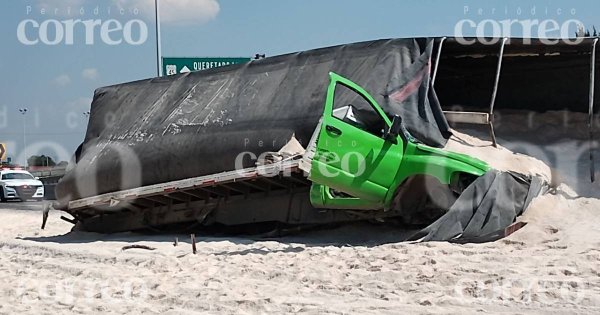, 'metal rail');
29,168,67,178
589,38,598,183
67,158,304,211
488,37,508,148
431,37,446,87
